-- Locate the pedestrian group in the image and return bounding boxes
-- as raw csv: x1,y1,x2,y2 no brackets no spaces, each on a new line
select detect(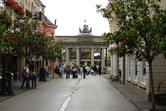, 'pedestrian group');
21,63,102,89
